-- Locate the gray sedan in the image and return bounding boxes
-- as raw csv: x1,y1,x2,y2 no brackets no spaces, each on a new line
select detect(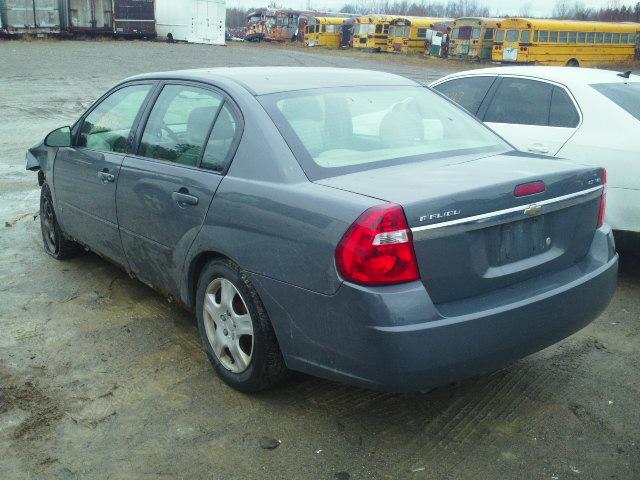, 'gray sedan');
26,67,618,392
